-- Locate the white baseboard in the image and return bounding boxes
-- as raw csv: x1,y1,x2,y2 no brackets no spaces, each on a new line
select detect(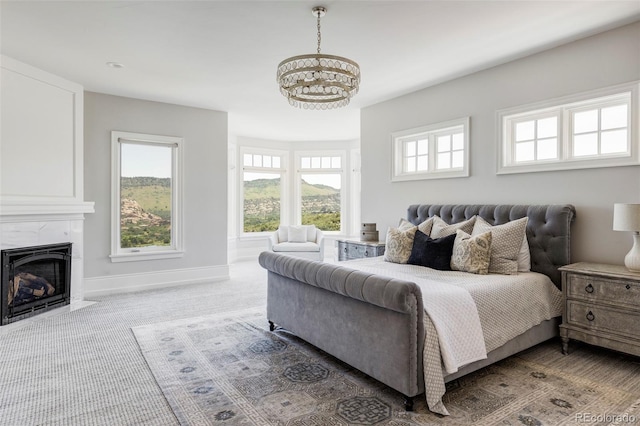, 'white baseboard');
83,265,230,298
